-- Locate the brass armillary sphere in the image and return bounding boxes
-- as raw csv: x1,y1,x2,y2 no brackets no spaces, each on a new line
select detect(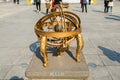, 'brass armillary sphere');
34,3,84,67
